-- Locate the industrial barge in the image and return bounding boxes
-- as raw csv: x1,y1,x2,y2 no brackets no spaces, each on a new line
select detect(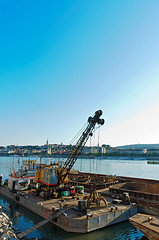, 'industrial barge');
0,110,138,238
1,110,158,239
